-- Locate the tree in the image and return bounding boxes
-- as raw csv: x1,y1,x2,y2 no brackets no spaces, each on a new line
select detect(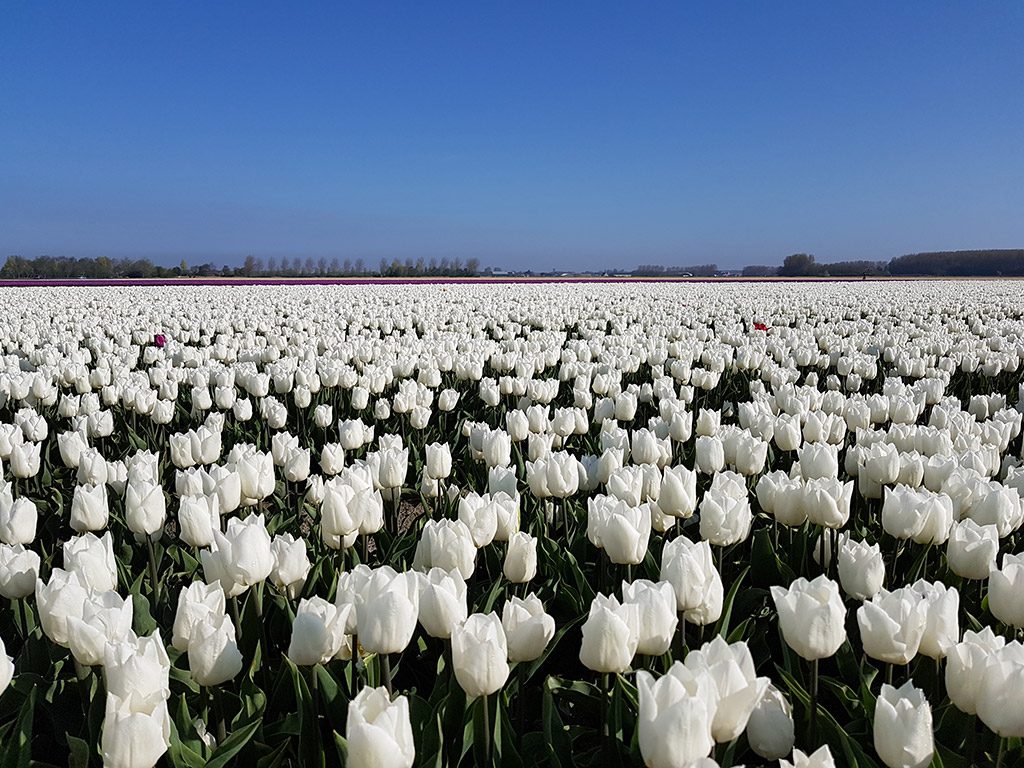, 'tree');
778,253,819,277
